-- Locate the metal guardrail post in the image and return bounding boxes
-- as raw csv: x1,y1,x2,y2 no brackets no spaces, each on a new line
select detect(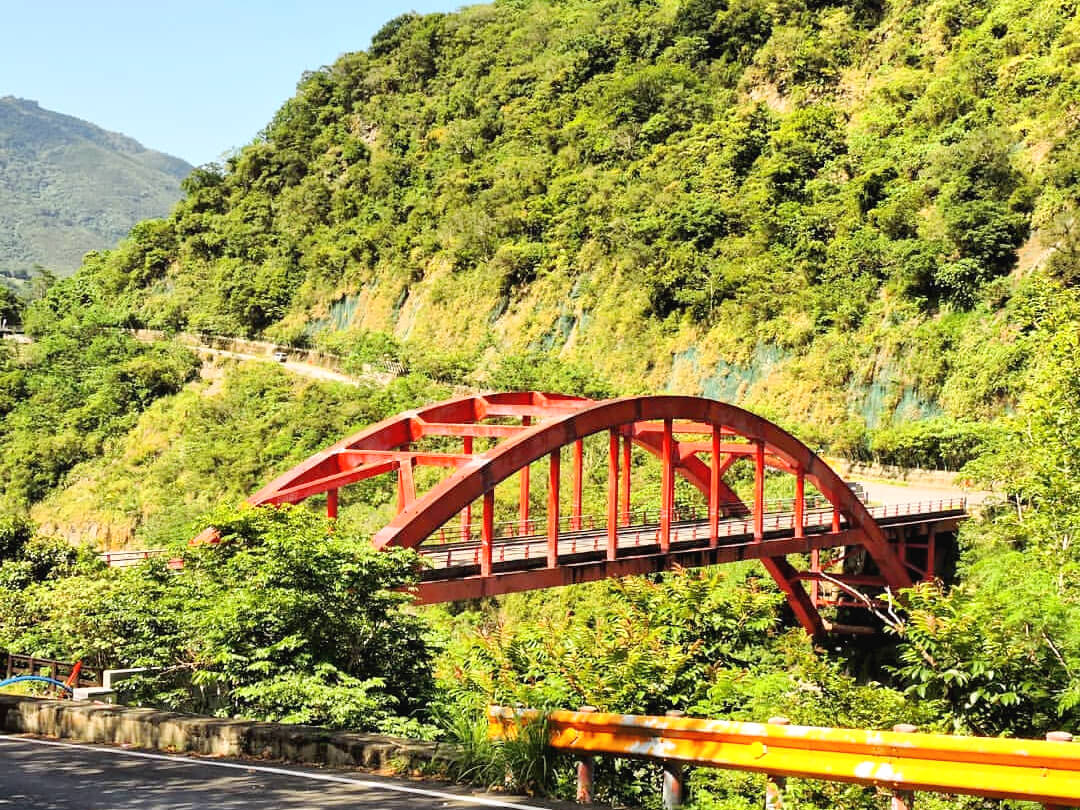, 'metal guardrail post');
663,710,686,809
1045,731,1075,810
765,717,790,809
890,725,918,809
576,707,597,804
